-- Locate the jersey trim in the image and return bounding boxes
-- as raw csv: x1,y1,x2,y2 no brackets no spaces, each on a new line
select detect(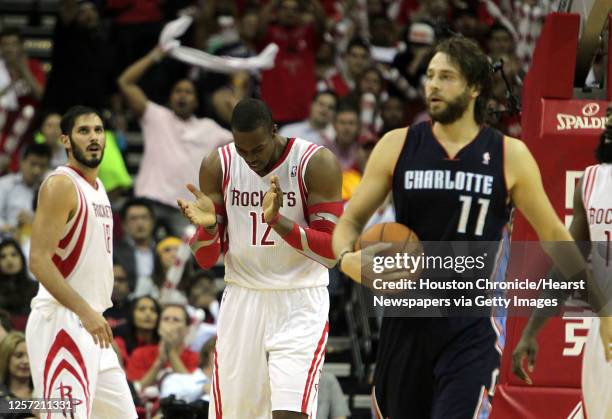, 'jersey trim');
584,165,599,208
57,181,83,250
429,121,484,161
301,321,329,413
52,184,88,279
297,144,322,221
267,137,295,173
64,165,98,190
220,144,233,202
213,348,223,418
